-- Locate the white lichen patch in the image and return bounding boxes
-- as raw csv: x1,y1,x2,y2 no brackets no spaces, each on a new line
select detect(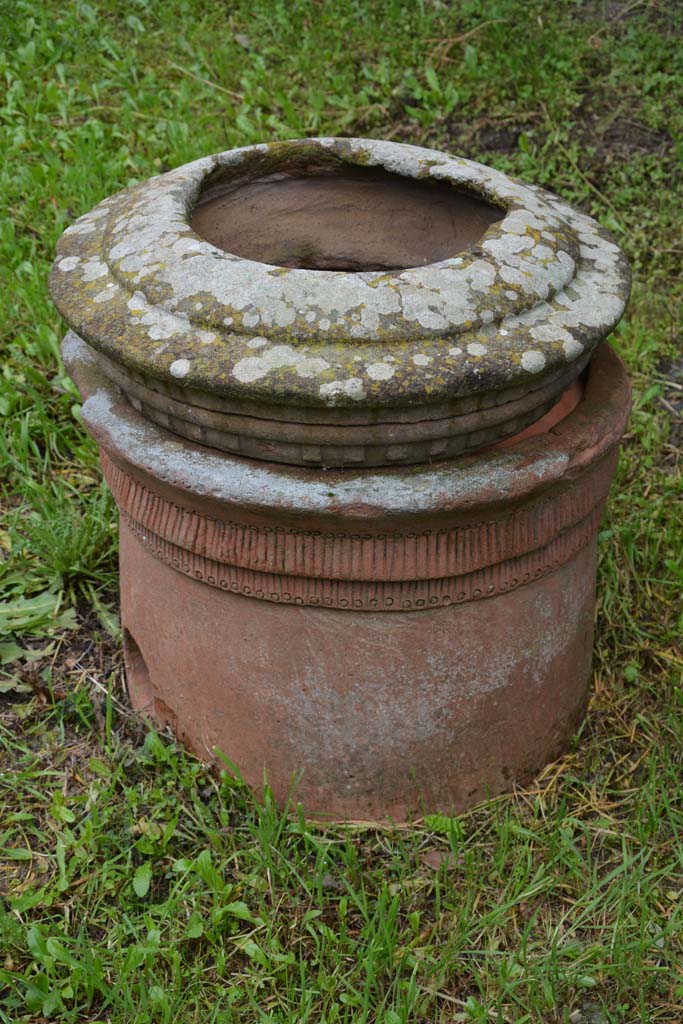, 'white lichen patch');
529,323,574,346
465,259,497,291
232,345,329,384
521,350,546,373
127,291,191,340
81,257,109,282
366,362,395,381
562,337,584,359
58,256,81,272
319,378,366,403
531,244,554,261
62,205,109,238
170,358,191,378
467,343,487,357
412,354,432,366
